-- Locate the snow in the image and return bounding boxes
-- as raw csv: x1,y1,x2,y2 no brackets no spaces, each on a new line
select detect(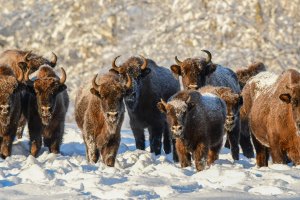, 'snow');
0,124,300,199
